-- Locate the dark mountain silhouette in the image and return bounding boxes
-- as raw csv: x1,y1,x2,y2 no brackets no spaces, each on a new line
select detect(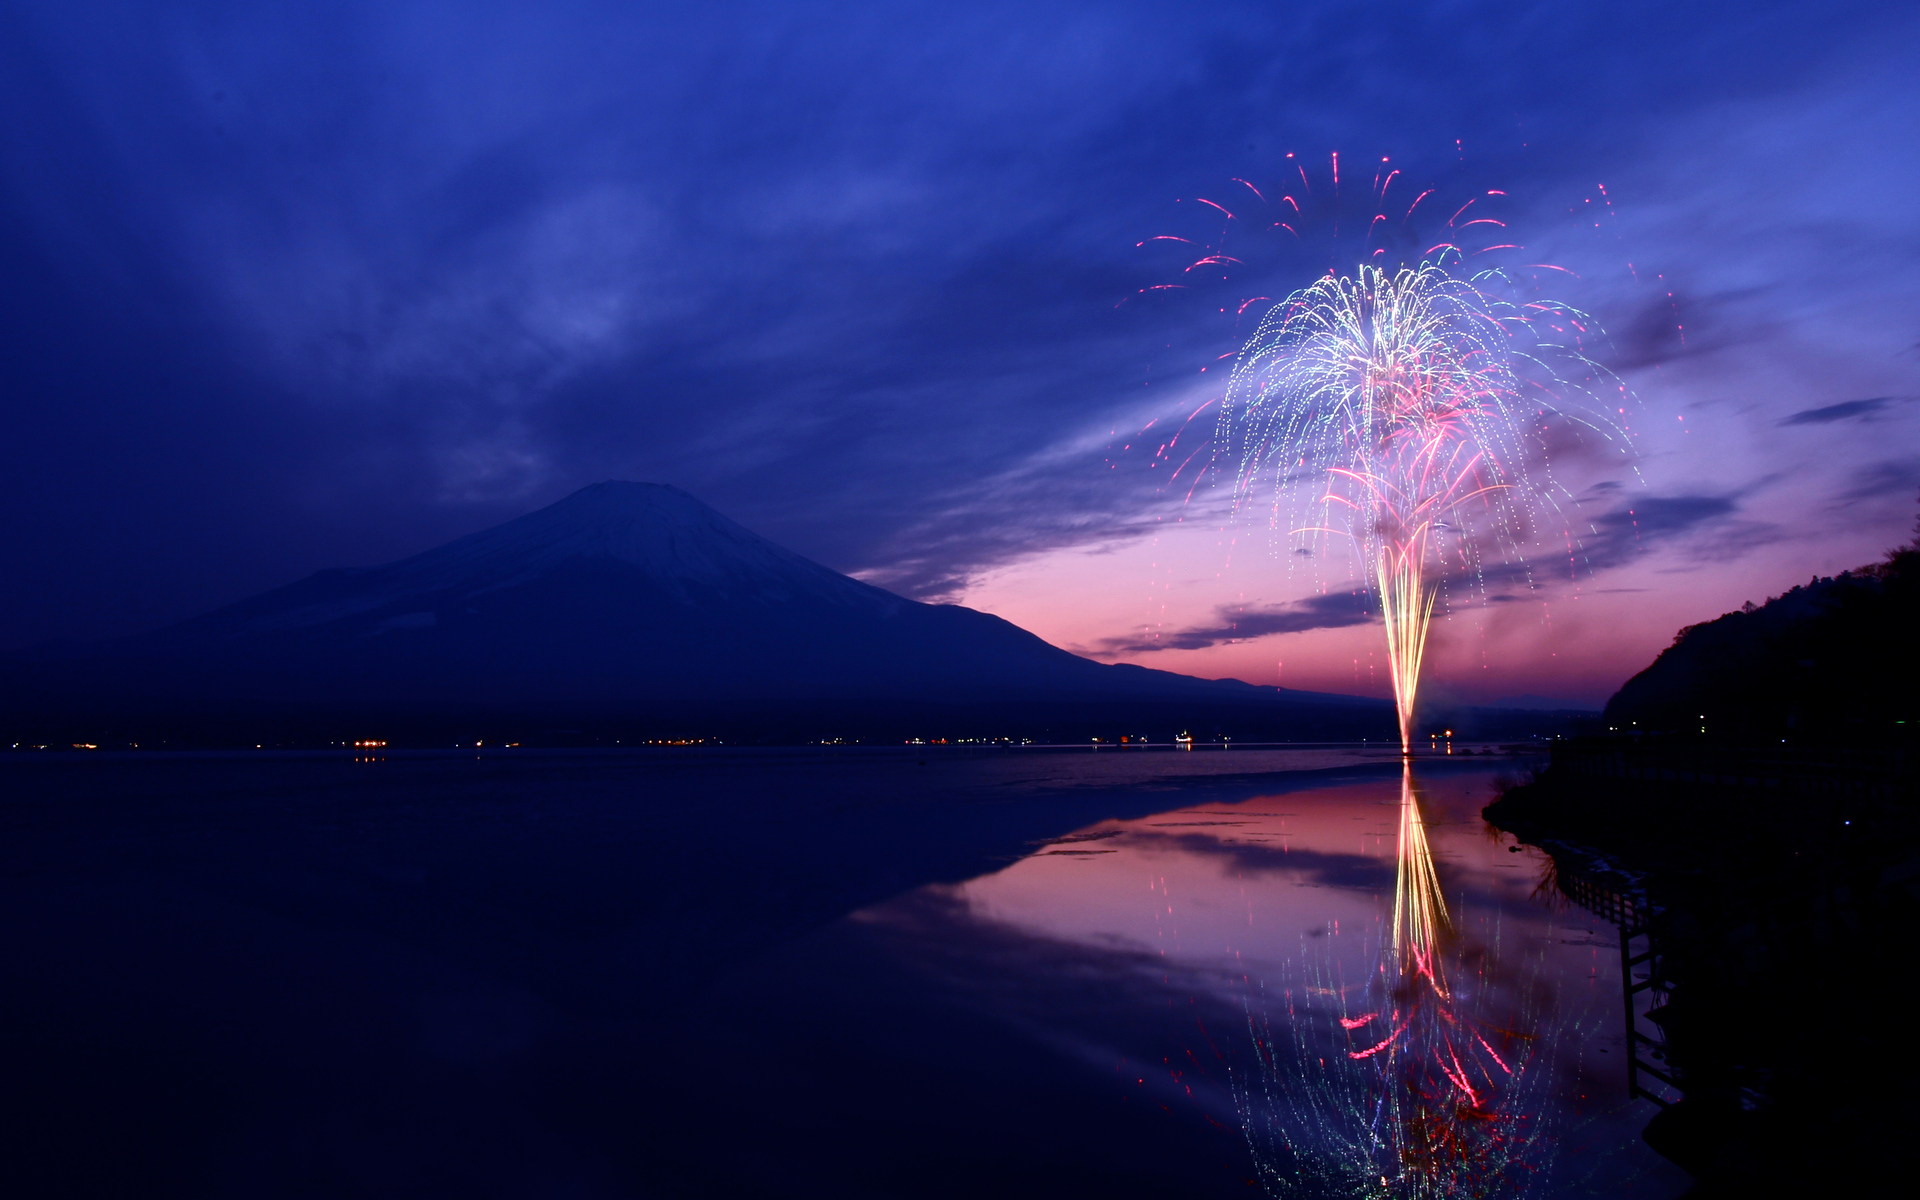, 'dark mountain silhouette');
5,481,1401,742
1604,506,1920,743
